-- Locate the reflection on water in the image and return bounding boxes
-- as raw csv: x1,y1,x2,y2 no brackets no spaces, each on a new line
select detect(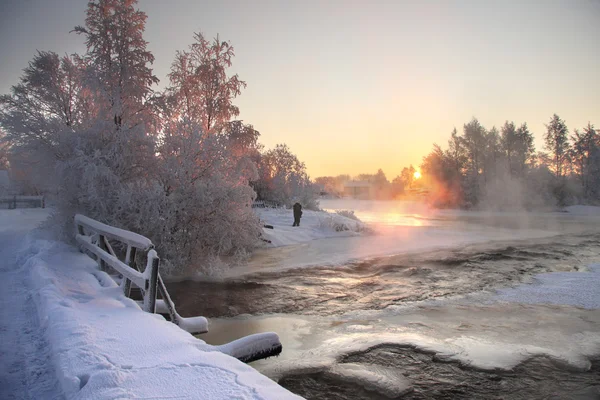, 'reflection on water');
321,199,434,227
